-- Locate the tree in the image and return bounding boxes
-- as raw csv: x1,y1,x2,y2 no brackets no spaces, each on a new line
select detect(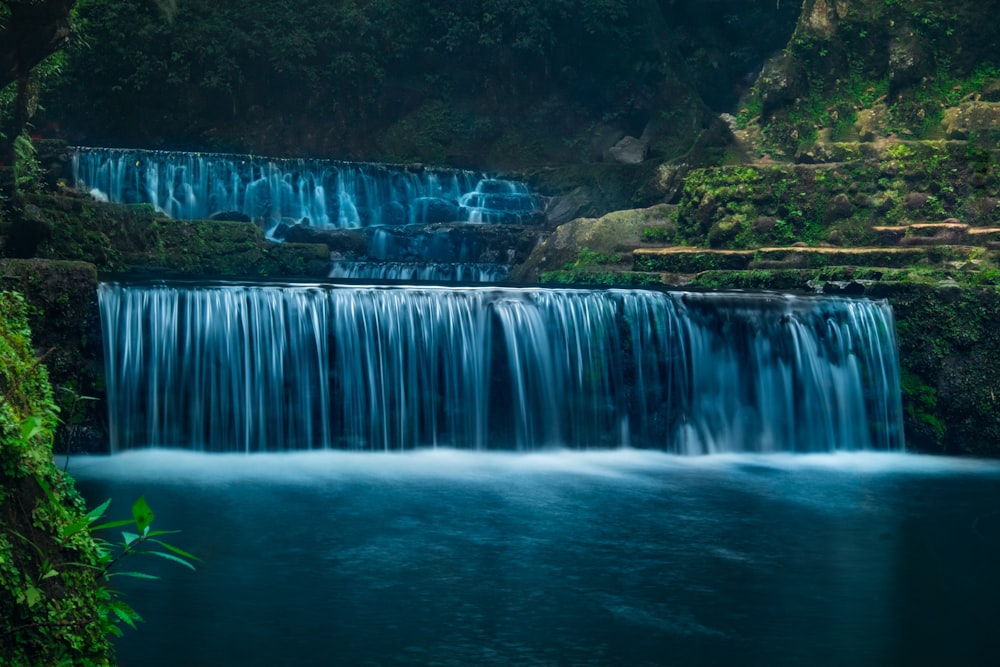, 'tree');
0,0,77,184
0,0,76,90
